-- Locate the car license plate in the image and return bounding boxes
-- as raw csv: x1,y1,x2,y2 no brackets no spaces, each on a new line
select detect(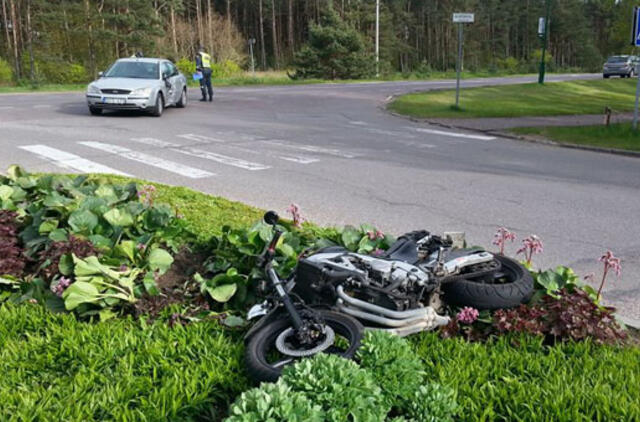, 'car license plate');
102,97,126,105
